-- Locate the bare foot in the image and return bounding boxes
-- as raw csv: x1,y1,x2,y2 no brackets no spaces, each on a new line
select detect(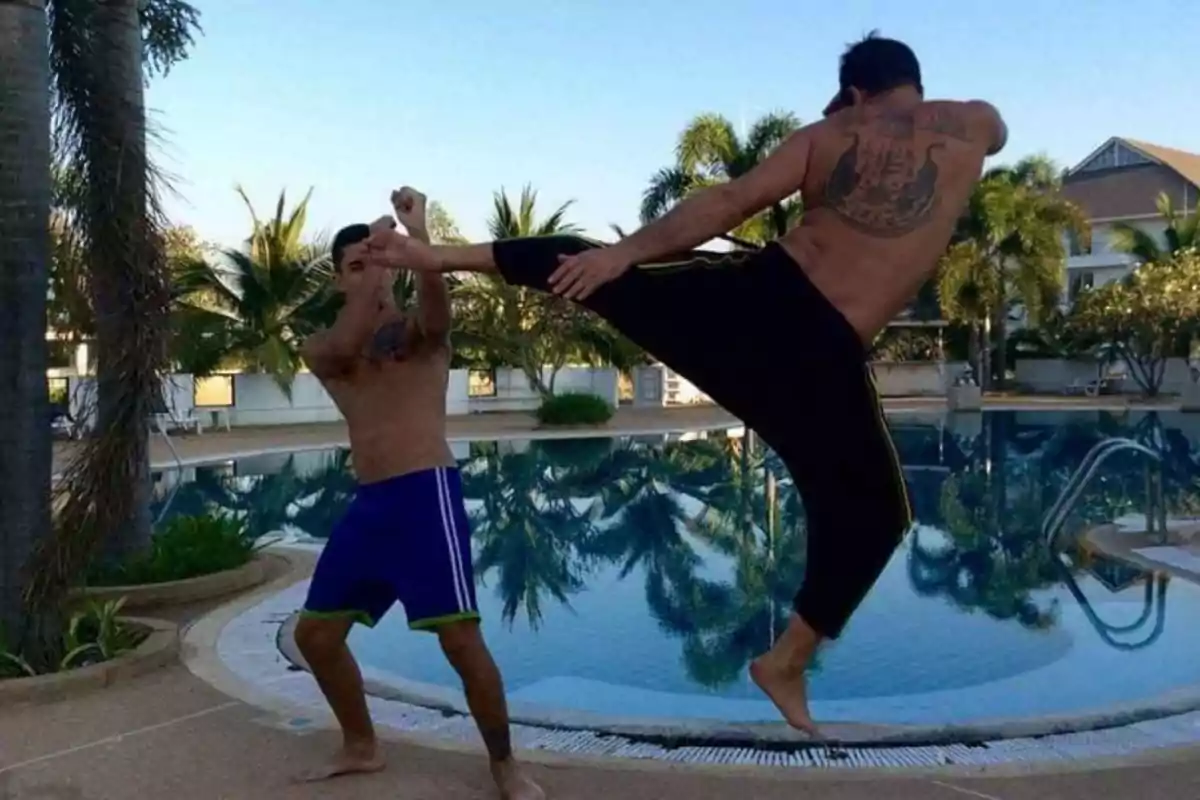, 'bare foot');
294,744,386,783
491,758,545,800
750,656,821,737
